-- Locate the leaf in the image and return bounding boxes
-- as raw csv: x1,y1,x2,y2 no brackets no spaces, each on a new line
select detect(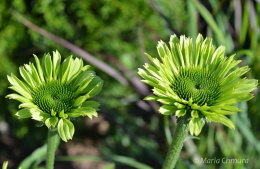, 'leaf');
192,0,234,52
16,109,31,119
102,163,116,169
57,119,75,142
